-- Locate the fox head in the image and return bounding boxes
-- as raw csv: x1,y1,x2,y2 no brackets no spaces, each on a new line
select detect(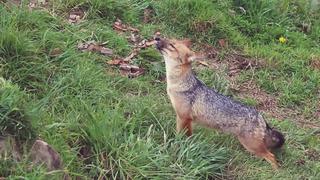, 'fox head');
155,38,205,75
